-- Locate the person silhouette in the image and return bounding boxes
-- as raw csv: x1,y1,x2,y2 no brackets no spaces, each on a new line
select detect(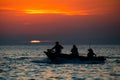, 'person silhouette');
51,42,63,54
87,48,96,58
71,45,79,57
